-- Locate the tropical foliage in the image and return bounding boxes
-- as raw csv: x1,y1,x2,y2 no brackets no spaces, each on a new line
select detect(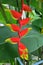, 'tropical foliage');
0,0,43,65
